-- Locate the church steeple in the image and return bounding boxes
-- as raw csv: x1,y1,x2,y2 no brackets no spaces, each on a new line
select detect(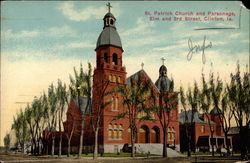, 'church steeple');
103,3,116,29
